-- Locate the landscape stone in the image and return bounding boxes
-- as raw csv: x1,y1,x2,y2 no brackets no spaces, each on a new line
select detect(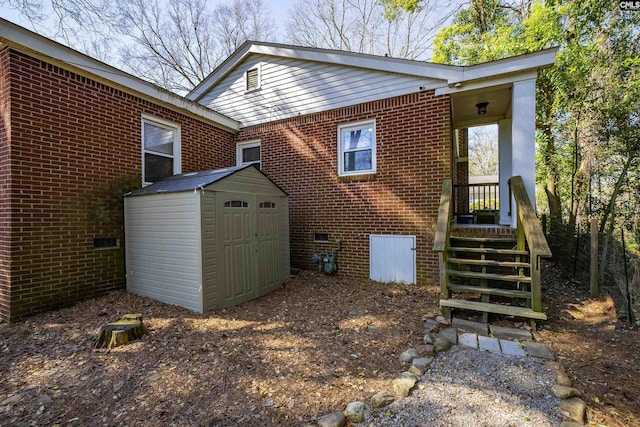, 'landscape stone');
343,401,366,423
317,411,346,427
458,332,478,348
399,348,420,363
499,339,526,357
559,397,586,423
489,325,533,341
423,333,435,344
432,337,452,354
423,319,439,333
416,344,435,357
552,385,580,399
408,365,423,376
371,391,395,408
452,318,489,335
437,327,458,344
523,341,555,360
435,315,449,325
393,374,417,398
546,361,572,386
478,335,501,353
412,357,433,372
